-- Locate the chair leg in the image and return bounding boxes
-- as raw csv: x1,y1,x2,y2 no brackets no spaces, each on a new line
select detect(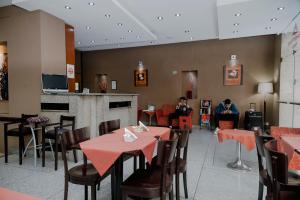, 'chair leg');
55,137,58,170
169,185,174,200
34,131,40,158
73,149,78,163
122,192,127,200
91,185,96,200
42,134,45,167
258,181,264,200
64,178,68,200
4,132,8,163
84,185,88,200
19,135,23,165
176,172,180,200
183,171,188,199
133,156,137,171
